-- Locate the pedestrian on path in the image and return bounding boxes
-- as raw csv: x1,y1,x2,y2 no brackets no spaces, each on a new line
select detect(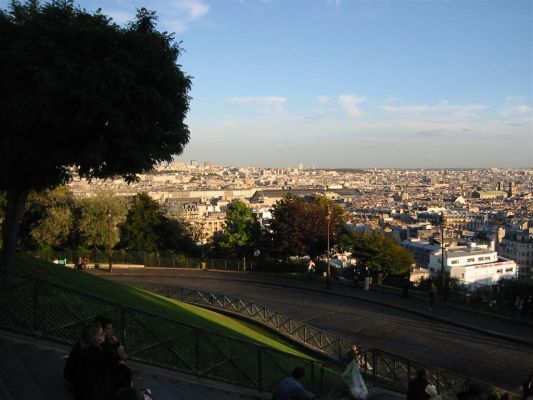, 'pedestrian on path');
342,345,368,399
363,265,370,291
428,279,437,310
407,369,441,400
272,367,315,400
307,259,316,281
